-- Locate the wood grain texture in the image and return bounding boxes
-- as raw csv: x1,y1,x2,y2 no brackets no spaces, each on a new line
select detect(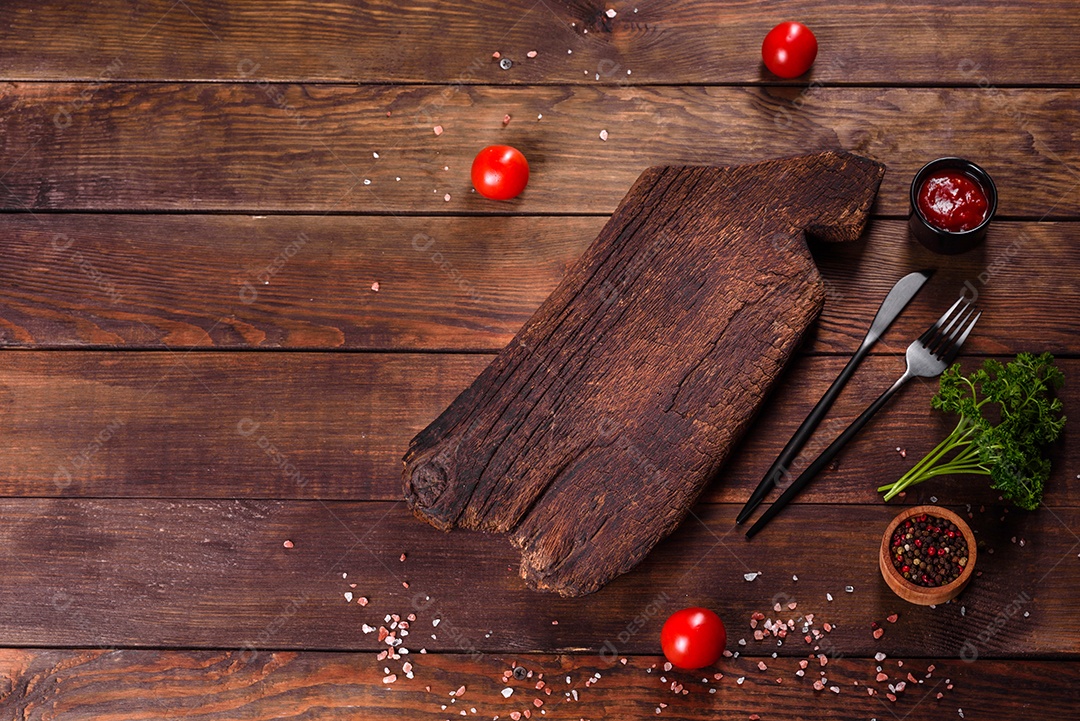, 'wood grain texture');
0,500,1074,657
2,215,1078,355
403,152,885,596
1,0,1078,85
0,353,1074,505
1,84,1077,216
1,648,1077,720
0,214,579,351
1,0,1076,715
